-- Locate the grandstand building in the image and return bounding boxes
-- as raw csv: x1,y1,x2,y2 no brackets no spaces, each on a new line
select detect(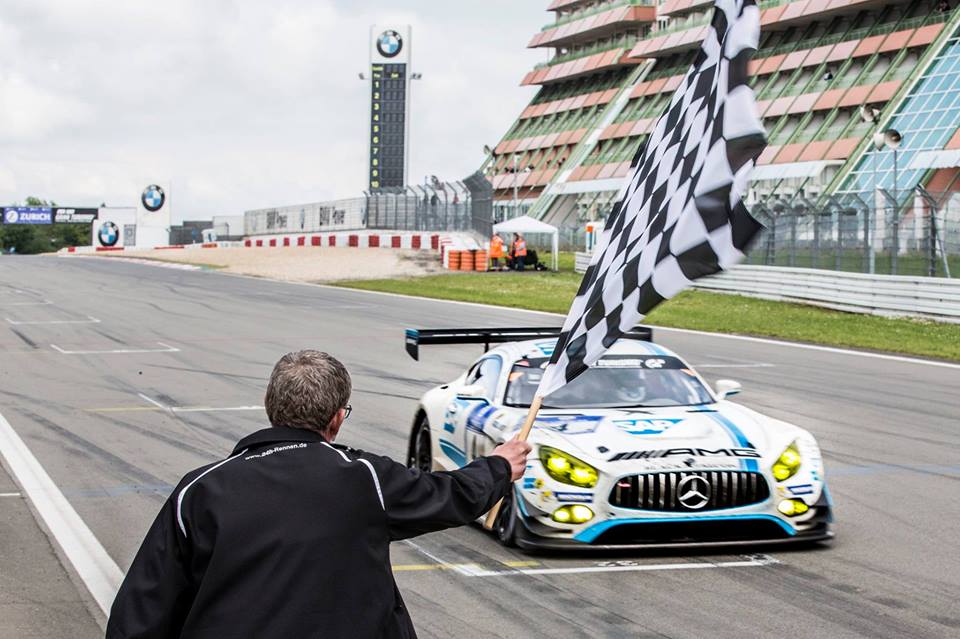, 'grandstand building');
486,0,960,227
